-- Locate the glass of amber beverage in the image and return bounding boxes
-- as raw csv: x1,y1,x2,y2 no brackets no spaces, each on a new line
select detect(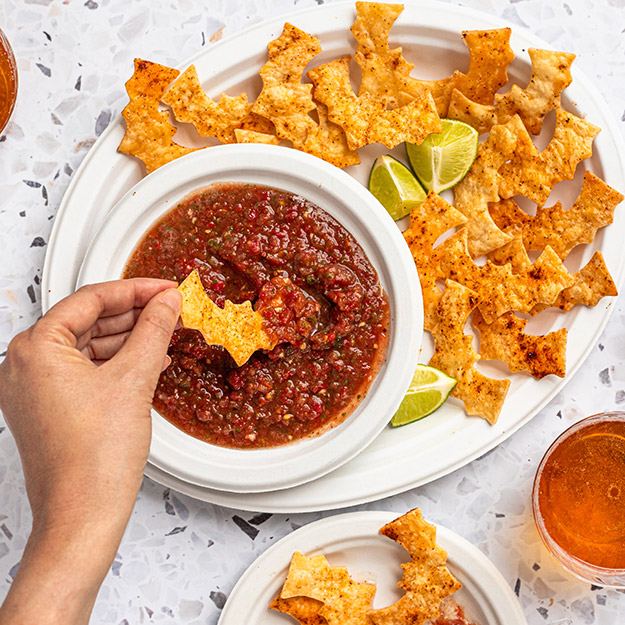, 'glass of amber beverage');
533,412,625,587
0,29,17,134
